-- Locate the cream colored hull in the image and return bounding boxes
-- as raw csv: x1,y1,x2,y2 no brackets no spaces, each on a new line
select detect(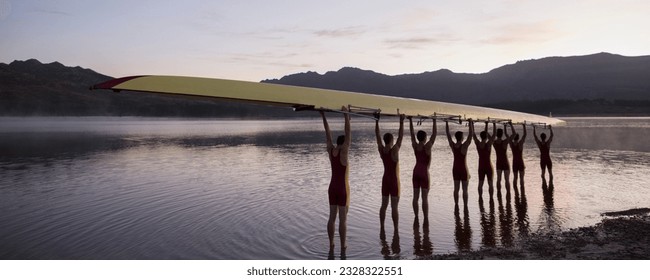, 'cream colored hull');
93,75,564,125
